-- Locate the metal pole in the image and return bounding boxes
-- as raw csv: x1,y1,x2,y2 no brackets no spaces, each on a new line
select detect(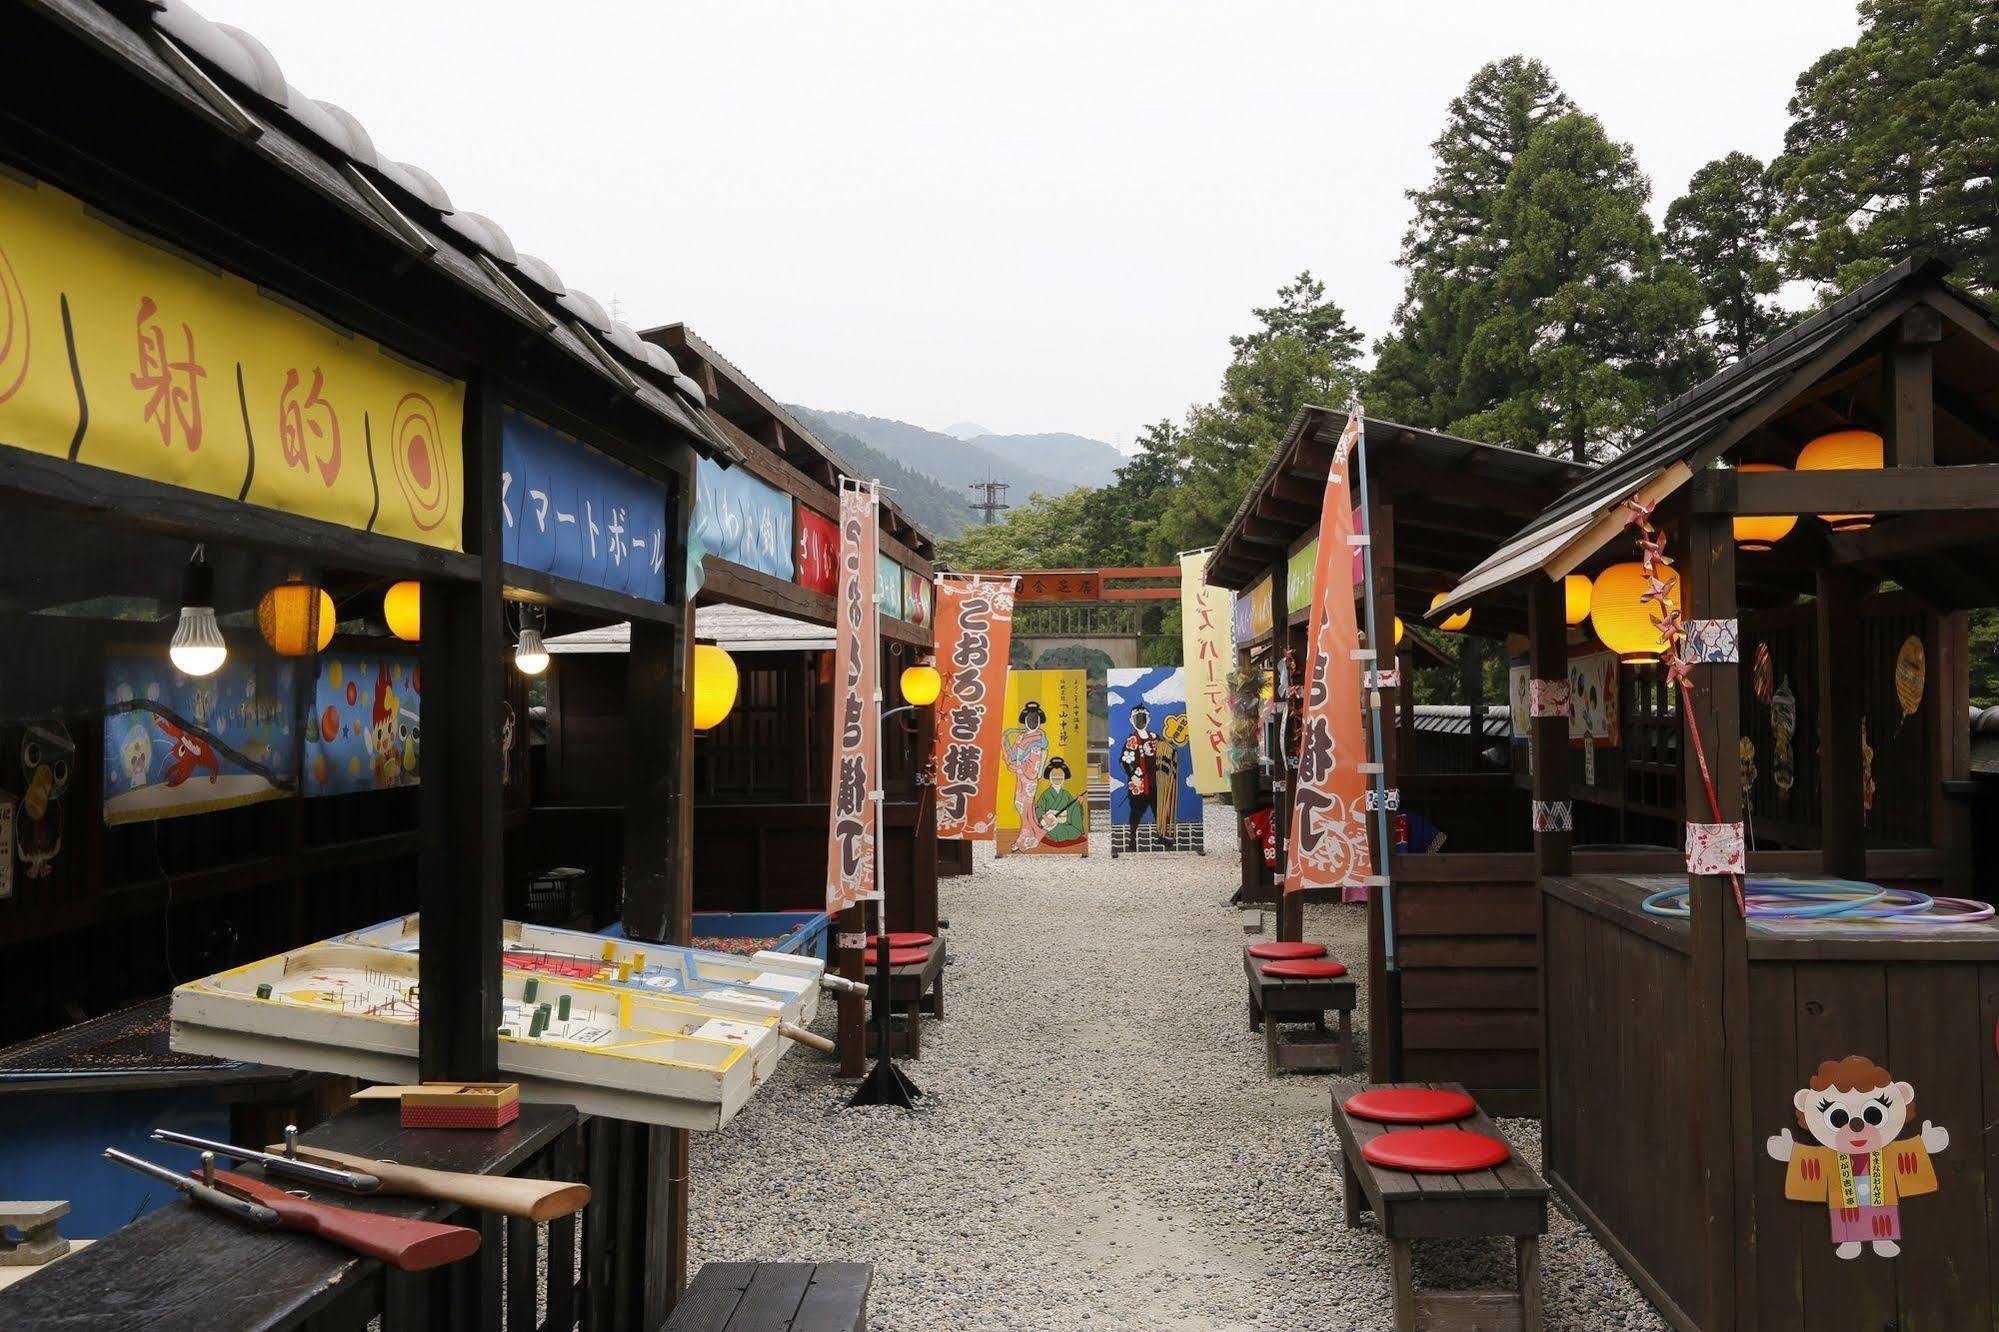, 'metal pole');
1351,411,1399,975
